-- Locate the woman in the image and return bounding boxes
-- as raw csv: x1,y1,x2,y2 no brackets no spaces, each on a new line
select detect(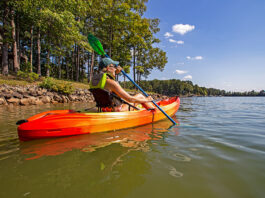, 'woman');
91,58,155,112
